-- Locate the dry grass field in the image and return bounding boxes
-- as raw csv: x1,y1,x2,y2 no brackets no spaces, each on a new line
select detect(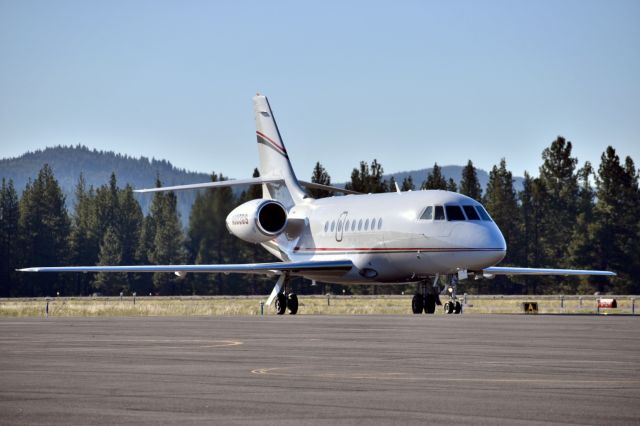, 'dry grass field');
0,295,636,317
